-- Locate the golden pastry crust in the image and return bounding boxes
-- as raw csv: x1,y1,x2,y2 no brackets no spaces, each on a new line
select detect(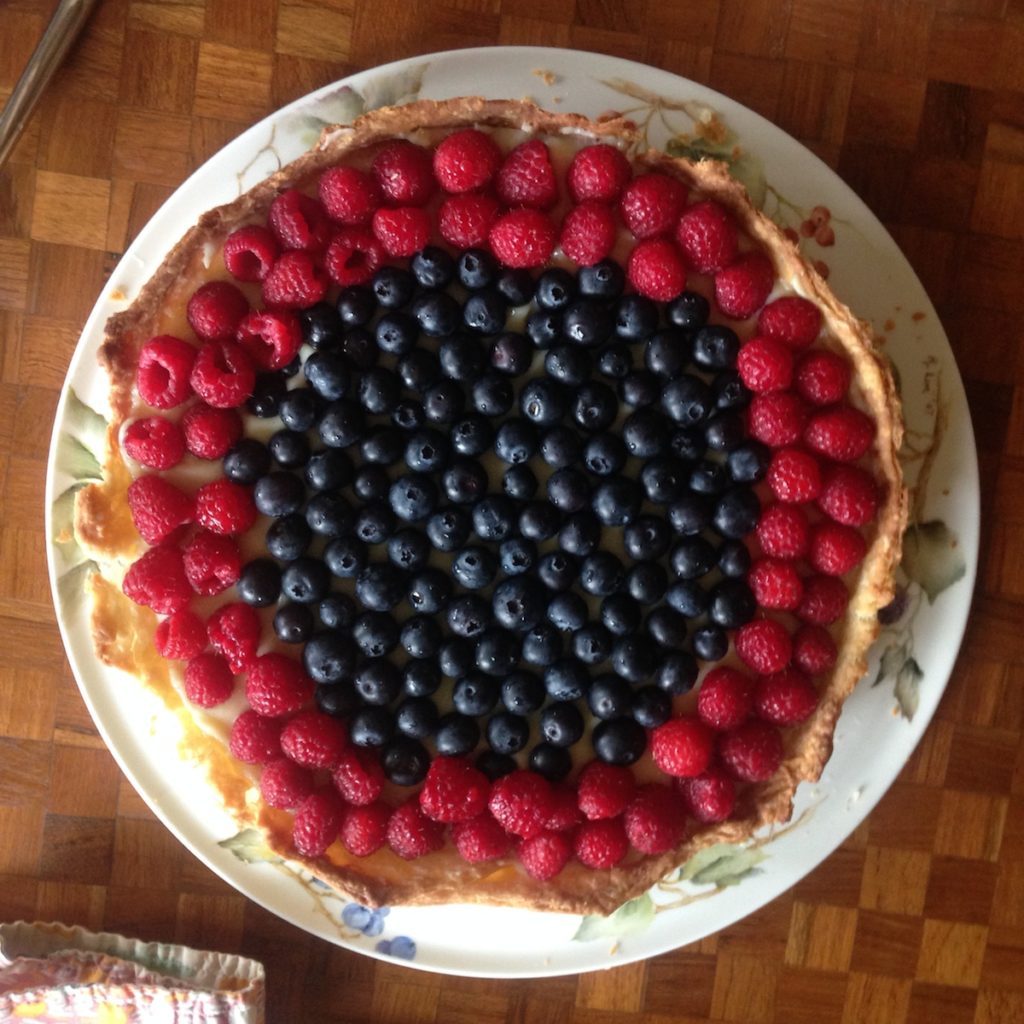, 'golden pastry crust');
76,98,906,915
